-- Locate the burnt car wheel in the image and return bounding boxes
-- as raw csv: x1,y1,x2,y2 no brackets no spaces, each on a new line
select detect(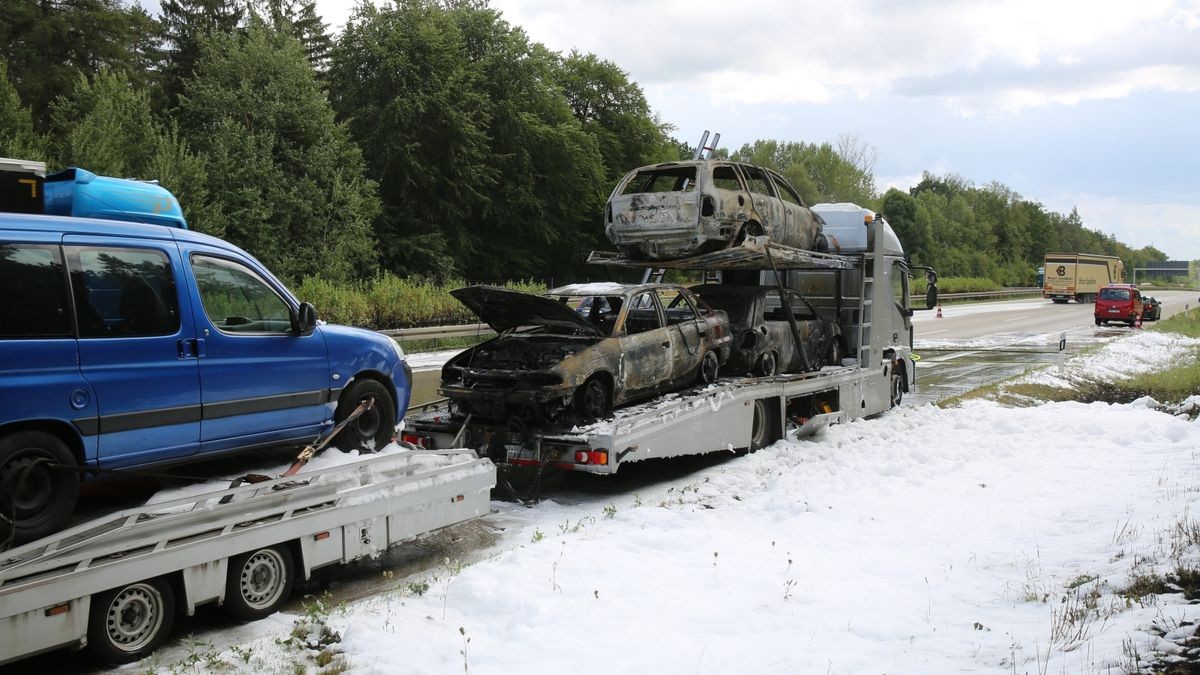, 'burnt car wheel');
828,339,844,367
754,351,778,377
574,376,612,421
697,350,720,385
